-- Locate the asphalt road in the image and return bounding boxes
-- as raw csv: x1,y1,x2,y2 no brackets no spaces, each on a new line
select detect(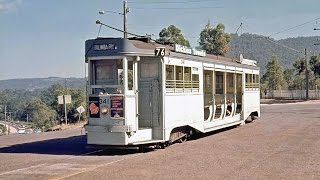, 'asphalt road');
0,101,319,180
